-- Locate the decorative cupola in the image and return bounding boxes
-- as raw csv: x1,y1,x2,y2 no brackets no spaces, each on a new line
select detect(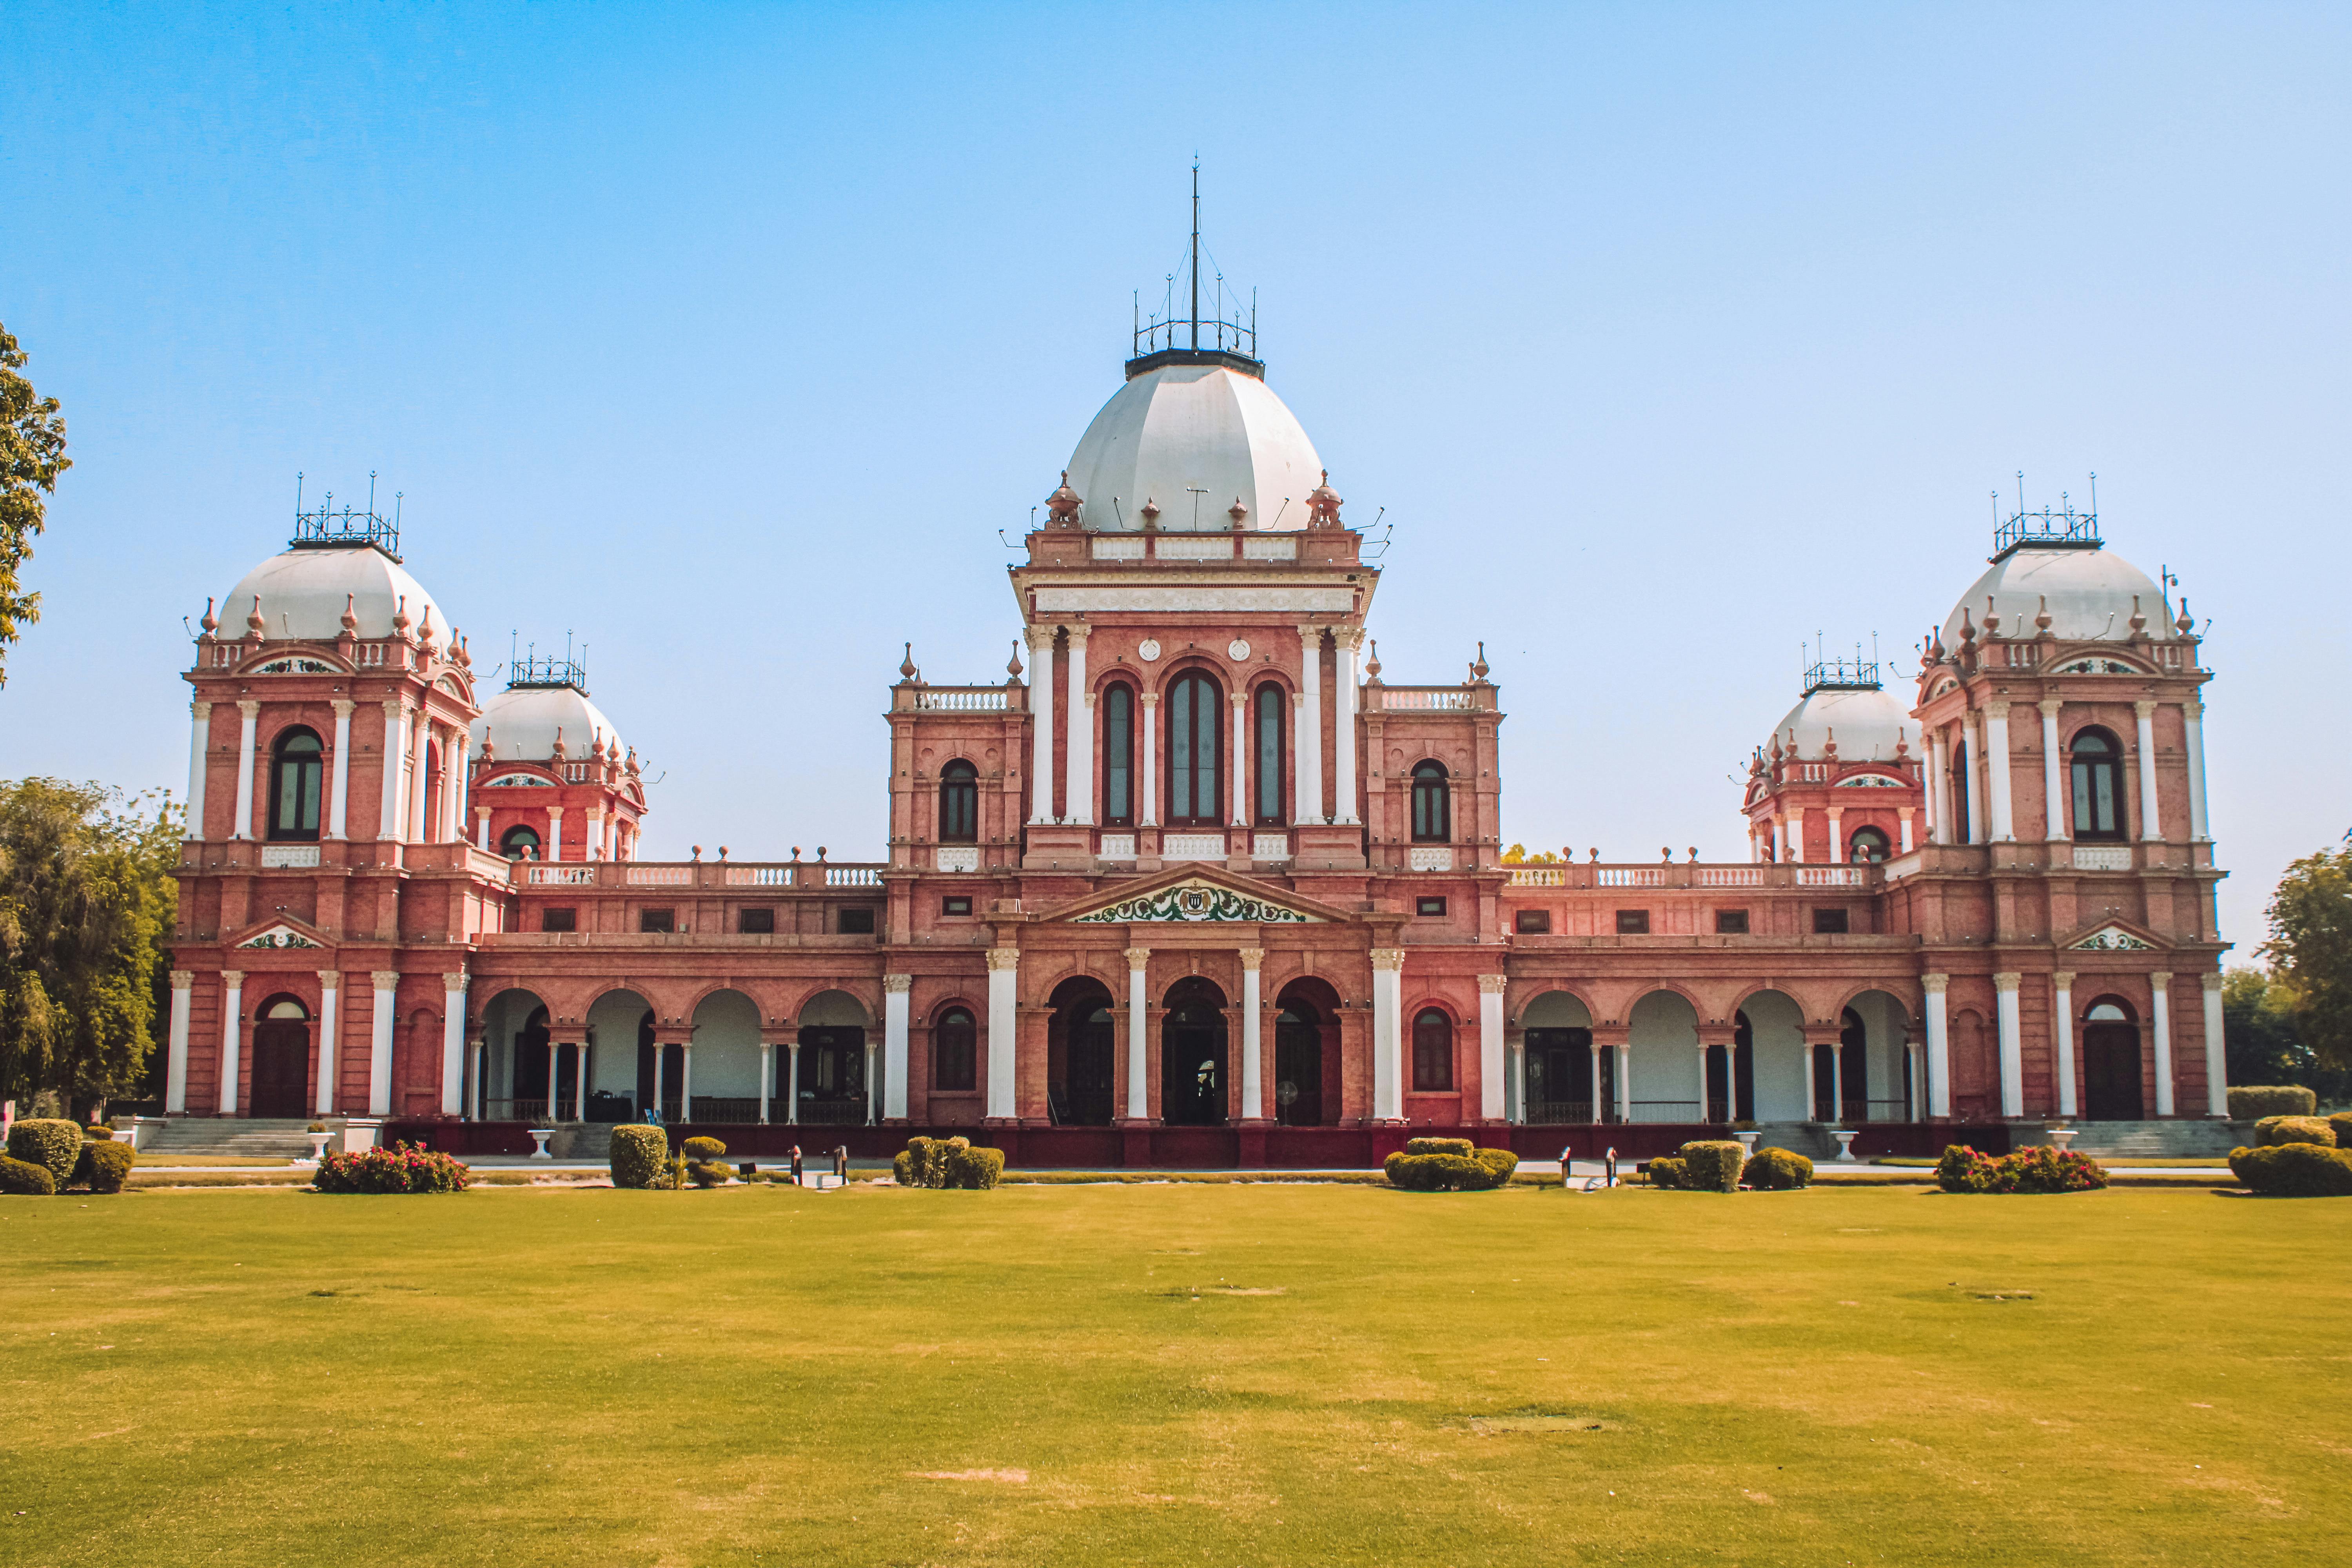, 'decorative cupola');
1306,470,1343,528
1045,472,1083,527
